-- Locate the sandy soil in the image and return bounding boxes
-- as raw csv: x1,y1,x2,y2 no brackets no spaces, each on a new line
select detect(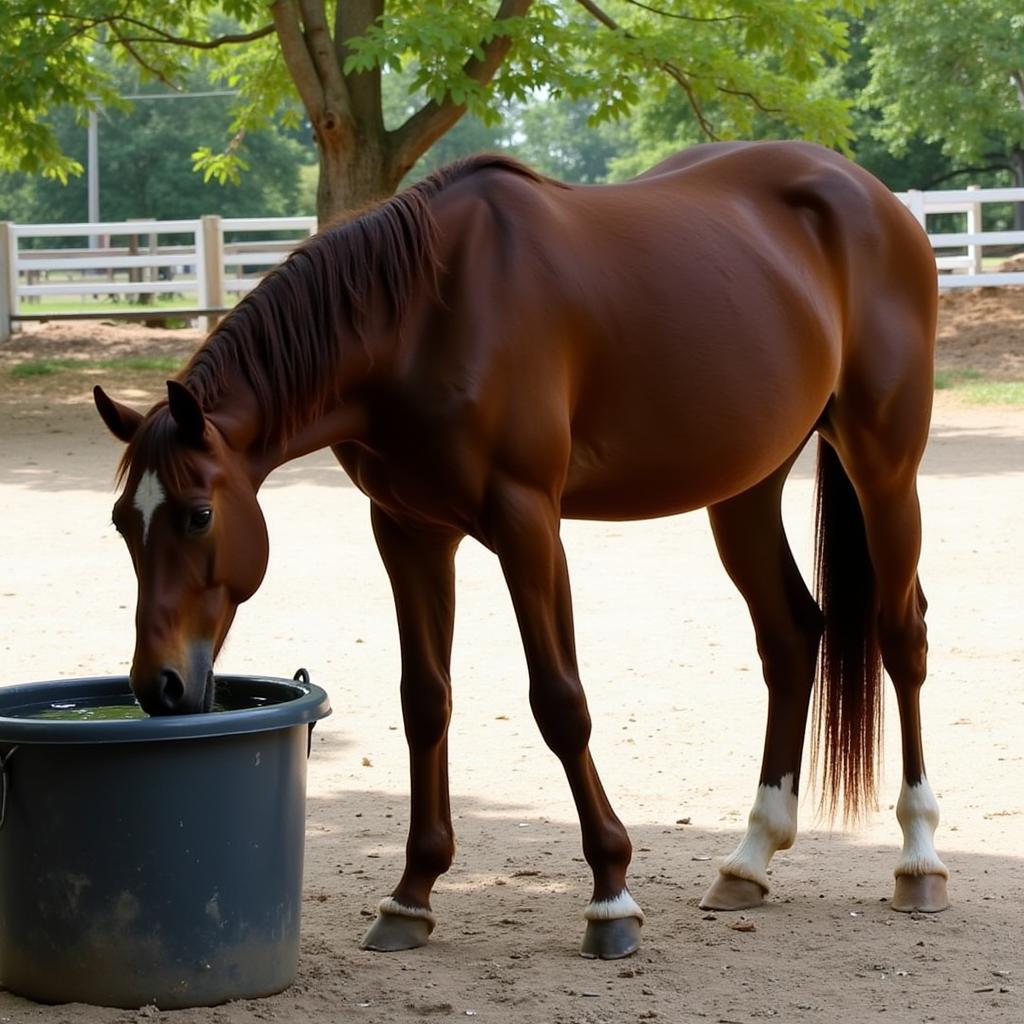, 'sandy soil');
0,294,1021,1023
